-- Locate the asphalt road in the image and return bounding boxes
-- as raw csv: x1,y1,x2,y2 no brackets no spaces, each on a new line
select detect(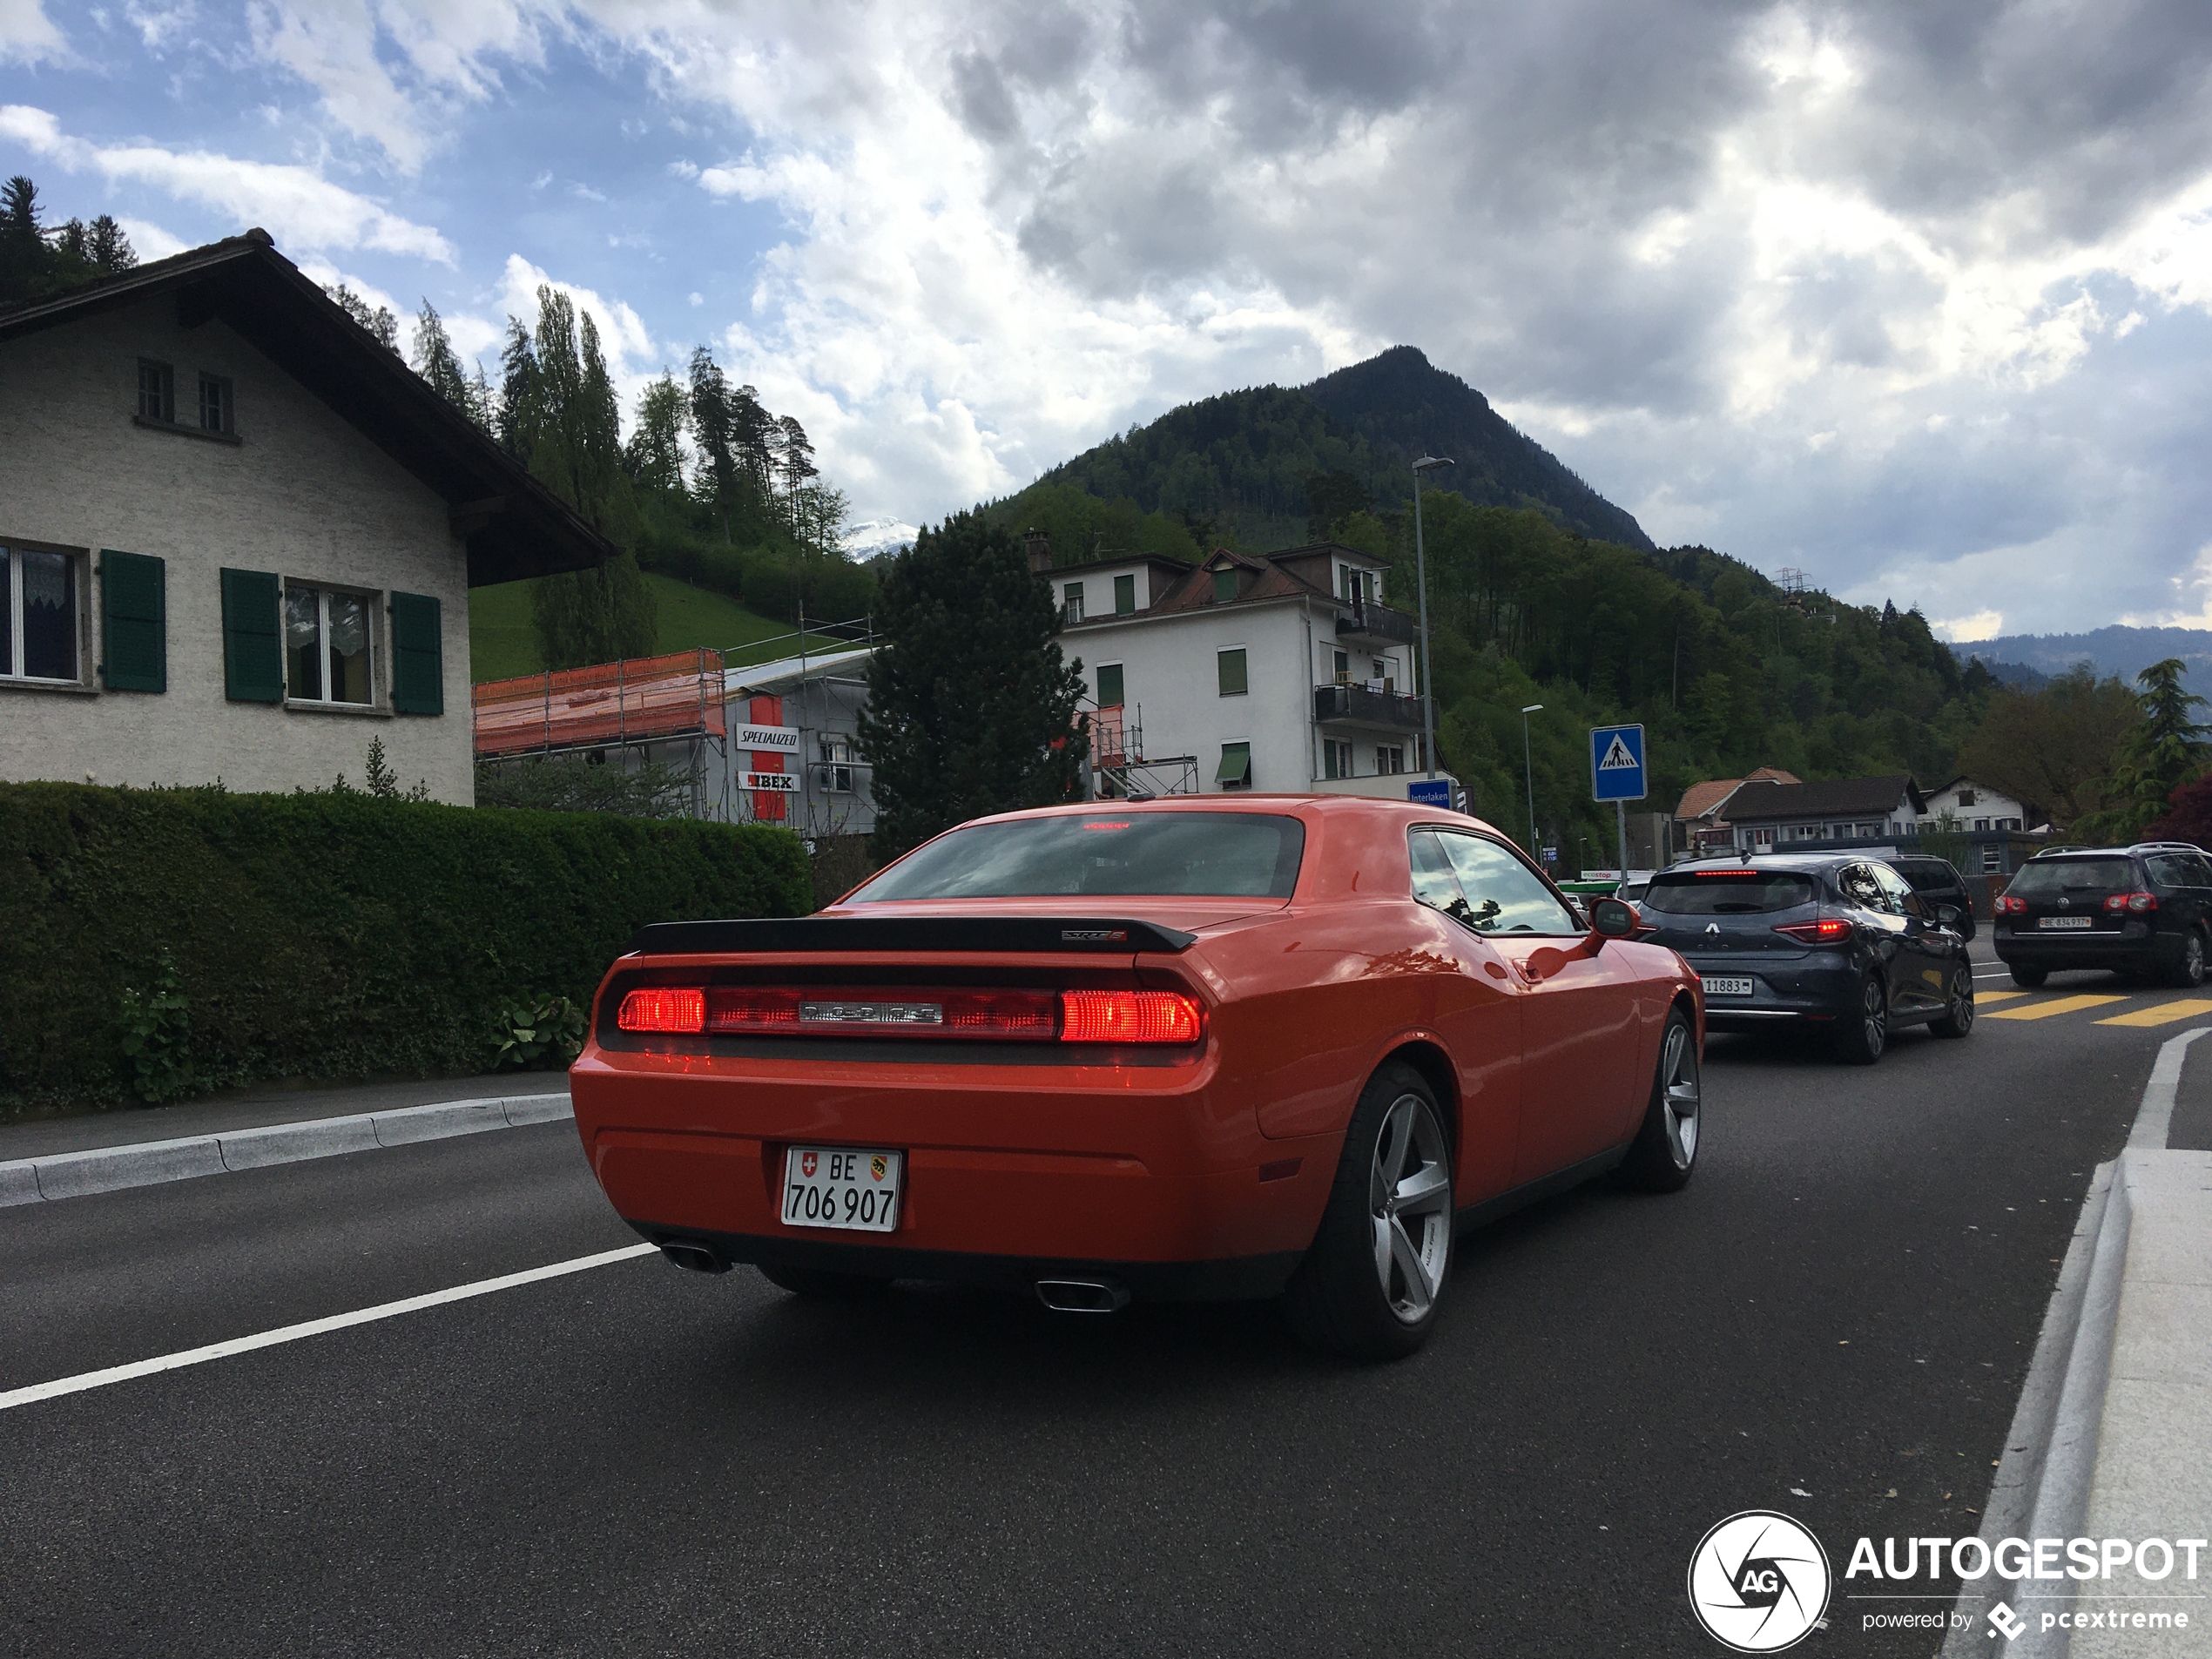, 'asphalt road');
3,954,2206,1659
